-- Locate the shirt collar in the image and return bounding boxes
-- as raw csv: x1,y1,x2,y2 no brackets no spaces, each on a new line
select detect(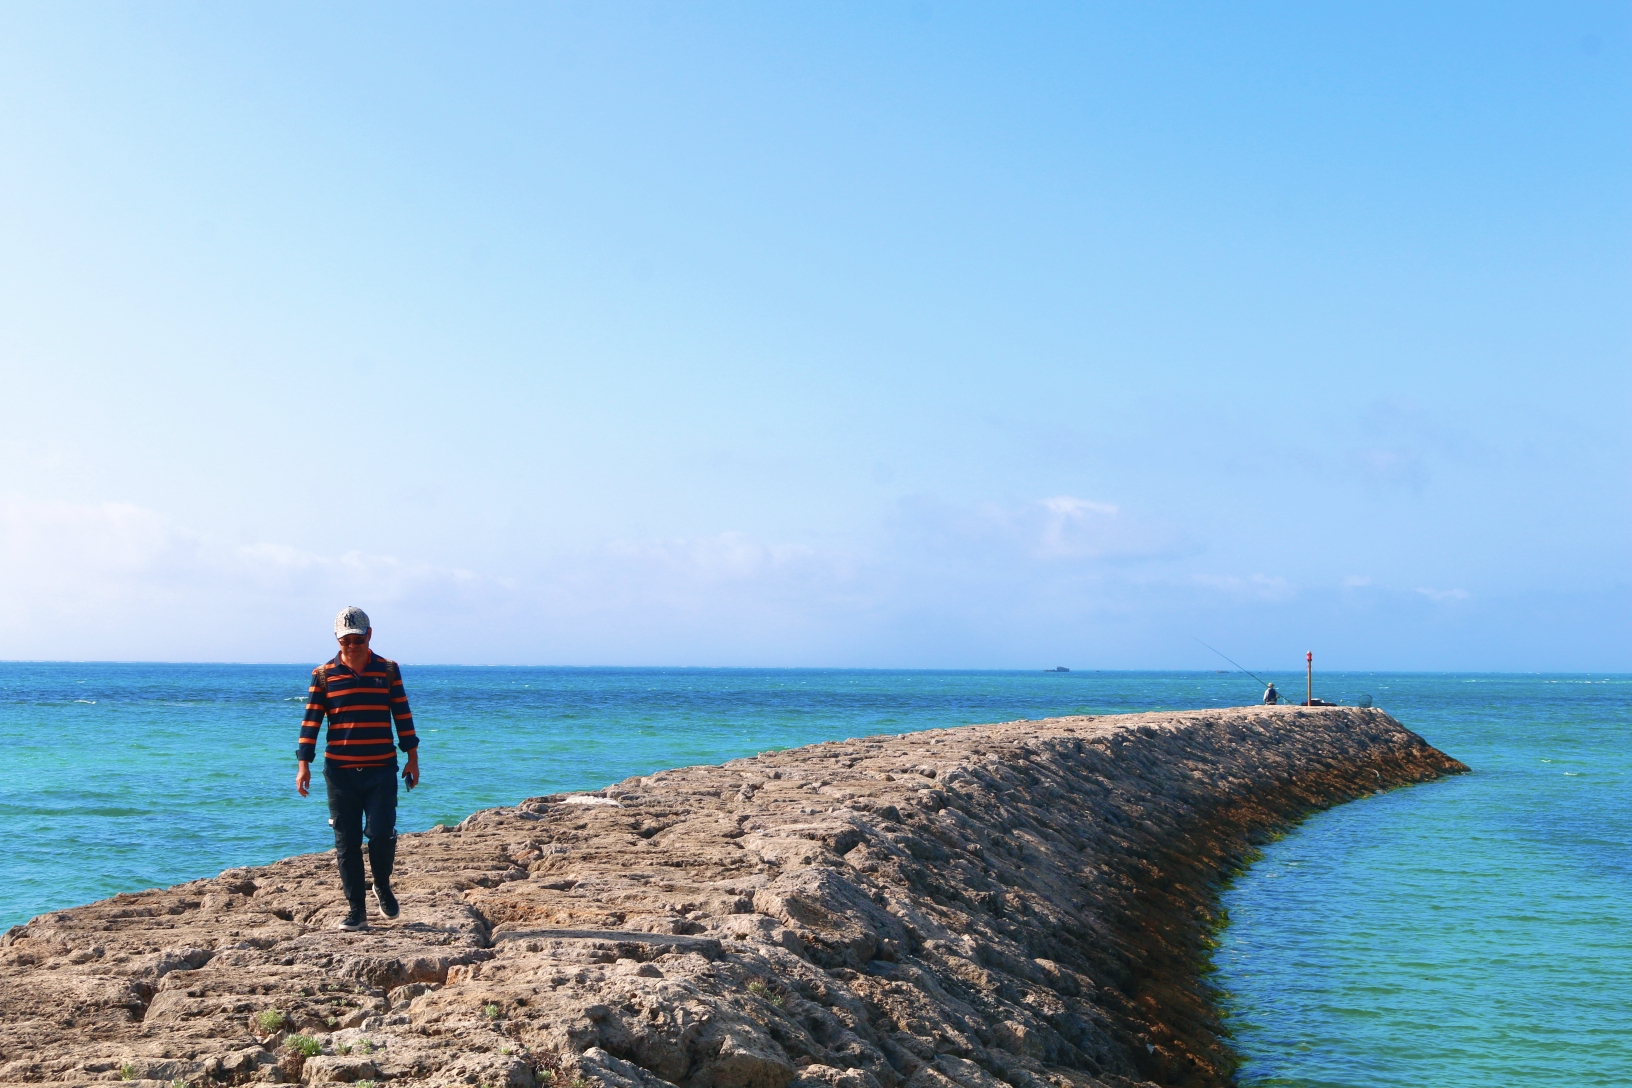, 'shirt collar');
330,651,377,676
